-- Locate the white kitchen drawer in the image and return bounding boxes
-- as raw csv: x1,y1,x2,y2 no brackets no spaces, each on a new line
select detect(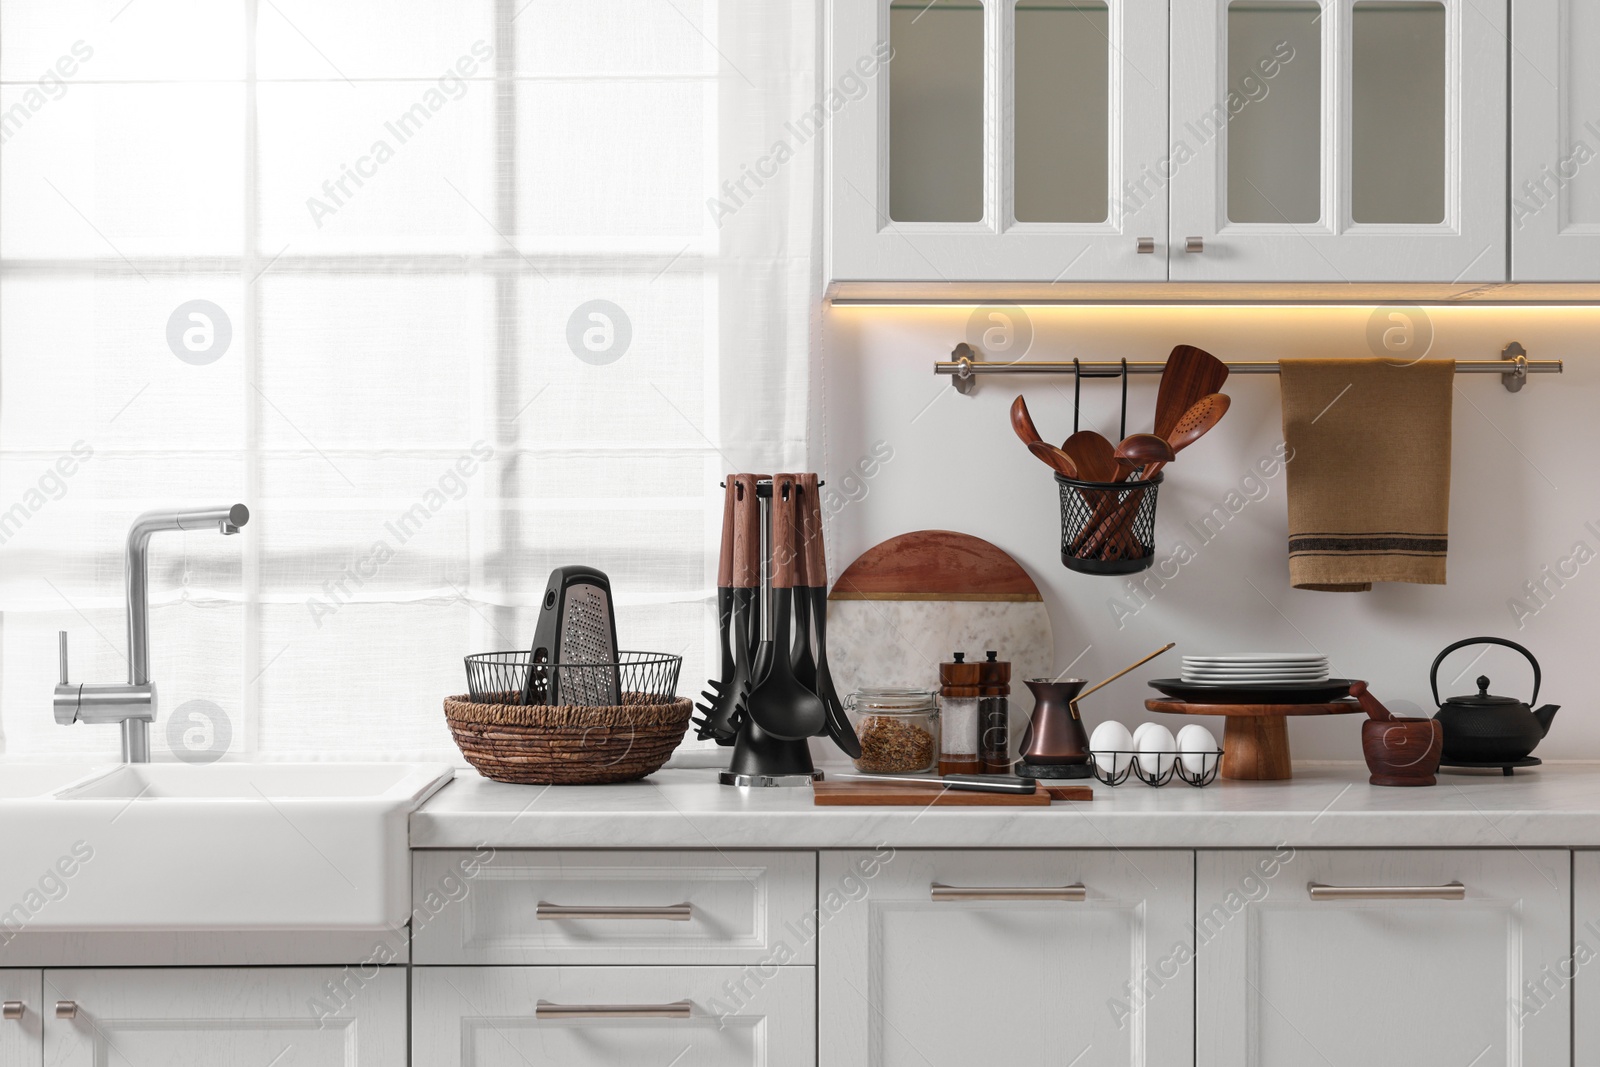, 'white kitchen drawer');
412,965,815,1067
0,970,41,1067
1197,849,1570,1067
412,850,817,965
42,967,406,1067
820,849,1195,1067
